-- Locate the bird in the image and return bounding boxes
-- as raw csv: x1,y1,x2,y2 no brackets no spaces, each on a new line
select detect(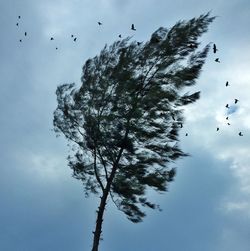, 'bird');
18,15,21,19
227,123,231,125
185,133,188,136
225,104,229,108
50,37,54,40
226,116,229,120
19,39,22,42
180,123,183,128
56,47,58,50
226,81,229,87
234,99,239,104
137,42,142,46
215,58,220,63
131,24,136,31
98,22,102,25
239,132,243,136
24,32,27,36
118,34,122,38
71,34,74,37
217,127,219,131
16,23,19,26
73,37,77,42
213,44,218,53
